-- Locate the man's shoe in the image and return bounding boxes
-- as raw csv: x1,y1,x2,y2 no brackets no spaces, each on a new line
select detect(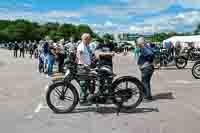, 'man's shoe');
80,100,92,106
144,96,153,101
